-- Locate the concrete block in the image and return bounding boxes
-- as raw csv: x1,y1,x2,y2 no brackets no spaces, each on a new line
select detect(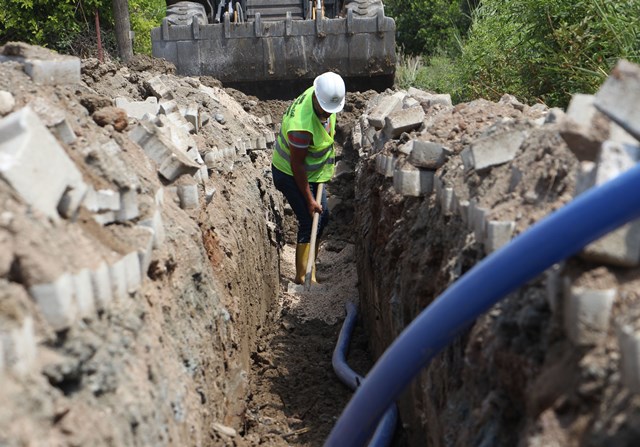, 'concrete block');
51,119,76,144
58,180,88,219
393,165,434,197
93,211,116,226
616,322,640,393
404,97,419,109
115,96,159,120
264,131,276,145
1,316,37,377
545,264,563,315
97,189,121,211
116,187,140,222
145,75,173,99
30,274,77,331
0,90,15,115
204,149,223,168
0,107,84,221
205,185,216,203
140,208,165,249
91,262,113,309
254,136,268,150
383,105,425,139
159,100,178,115
485,221,515,253
563,281,615,346
581,141,640,267
407,140,447,170
72,268,95,318
469,199,488,243
574,161,597,196
458,200,470,225
109,258,128,301
470,130,527,170
368,92,405,129
122,252,142,293
408,87,452,107
130,120,200,181
440,187,454,216
137,227,155,276
178,184,199,209
594,59,640,141
24,57,81,85
236,139,247,156
460,147,474,171
184,103,199,133
158,113,196,150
